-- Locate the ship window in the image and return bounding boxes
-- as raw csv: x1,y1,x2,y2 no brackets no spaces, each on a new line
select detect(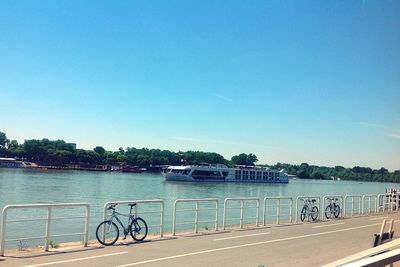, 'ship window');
256,172,262,180
192,170,220,176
